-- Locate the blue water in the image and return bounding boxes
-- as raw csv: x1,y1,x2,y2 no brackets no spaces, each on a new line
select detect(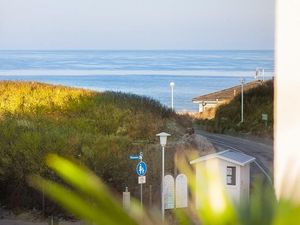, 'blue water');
0,50,274,111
